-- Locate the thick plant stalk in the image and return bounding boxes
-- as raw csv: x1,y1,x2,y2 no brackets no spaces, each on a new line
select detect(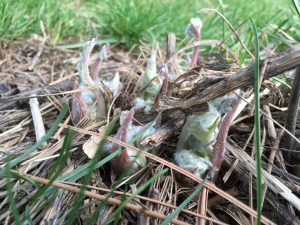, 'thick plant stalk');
109,108,156,177
209,94,242,182
281,67,300,176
